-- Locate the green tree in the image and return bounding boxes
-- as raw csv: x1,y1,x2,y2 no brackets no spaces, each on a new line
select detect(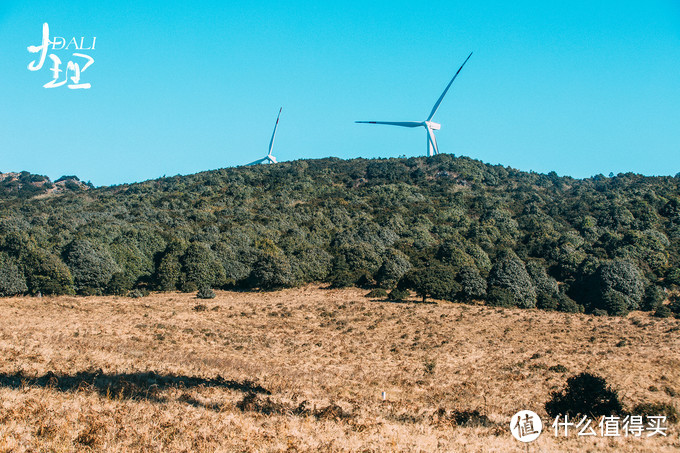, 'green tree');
248,252,295,290
595,259,645,312
457,265,486,301
64,239,119,294
398,263,459,302
375,249,412,288
0,254,27,296
22,248,74,295
487,252,537,308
